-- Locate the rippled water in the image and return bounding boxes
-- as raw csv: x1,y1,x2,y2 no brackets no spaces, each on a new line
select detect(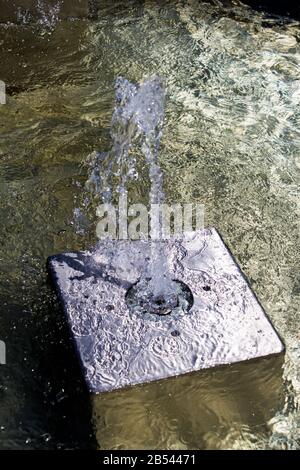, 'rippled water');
0,0,299,450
